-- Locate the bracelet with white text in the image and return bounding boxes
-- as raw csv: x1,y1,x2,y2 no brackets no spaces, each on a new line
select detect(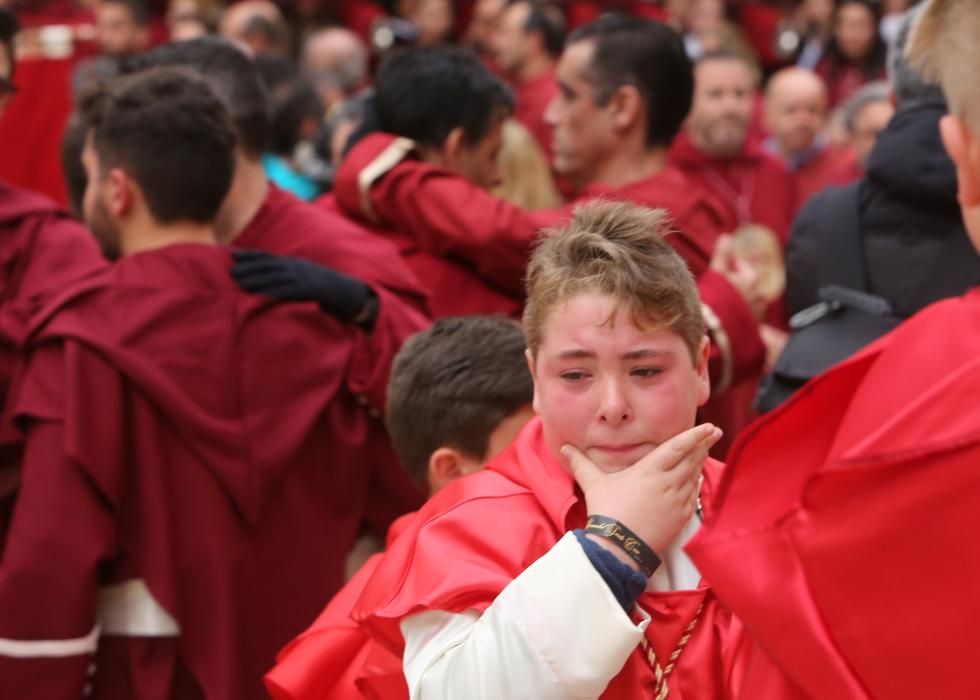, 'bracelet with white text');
584,515,662,578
